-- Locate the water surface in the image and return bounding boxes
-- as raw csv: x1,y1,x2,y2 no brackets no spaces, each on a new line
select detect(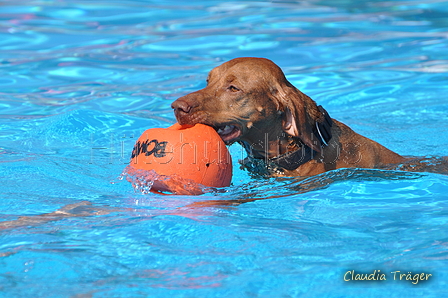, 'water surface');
1,1,448,297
